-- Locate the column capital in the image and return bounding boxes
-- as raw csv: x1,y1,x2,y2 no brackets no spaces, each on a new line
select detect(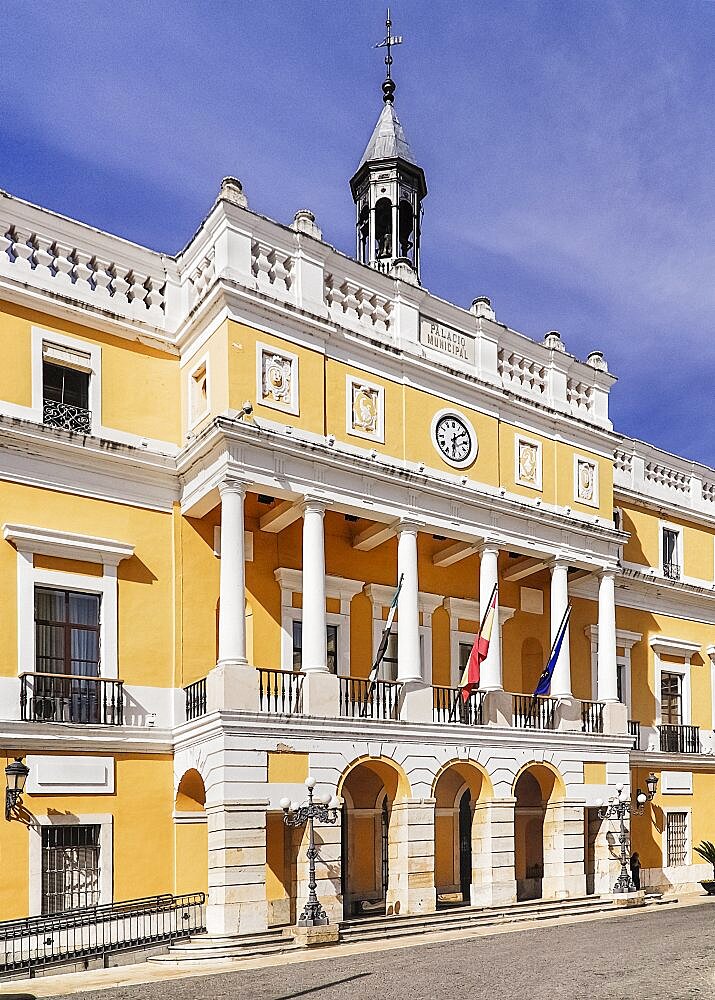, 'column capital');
396,519,422,536
549,554,571,571
300,495,329,516
218,477,247,498
598,566,618,580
